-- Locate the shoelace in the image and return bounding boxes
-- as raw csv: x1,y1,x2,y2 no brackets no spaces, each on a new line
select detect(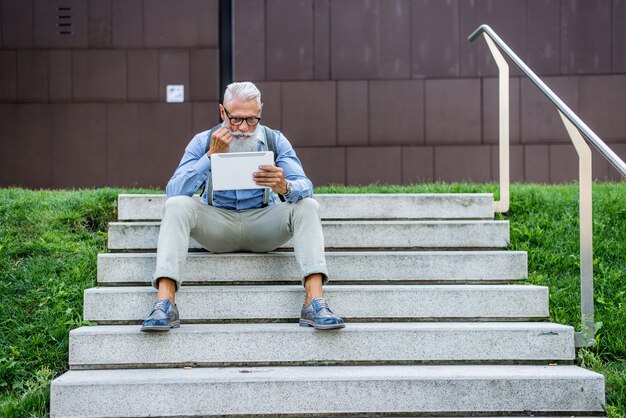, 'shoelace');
314,298,334,314
152,298,169,312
